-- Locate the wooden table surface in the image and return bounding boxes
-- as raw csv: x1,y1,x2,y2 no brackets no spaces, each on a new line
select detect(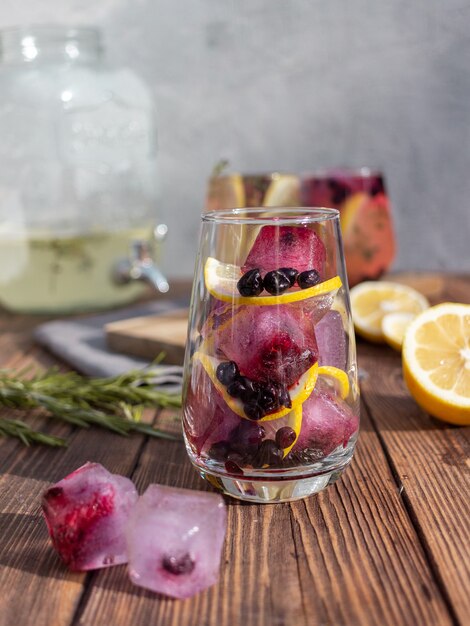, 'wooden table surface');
0,273,469,626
